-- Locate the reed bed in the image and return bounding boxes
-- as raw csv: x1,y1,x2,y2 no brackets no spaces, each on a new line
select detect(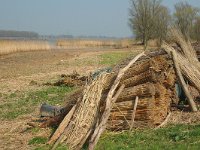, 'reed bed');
0,39,52,55
56,39,133,49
